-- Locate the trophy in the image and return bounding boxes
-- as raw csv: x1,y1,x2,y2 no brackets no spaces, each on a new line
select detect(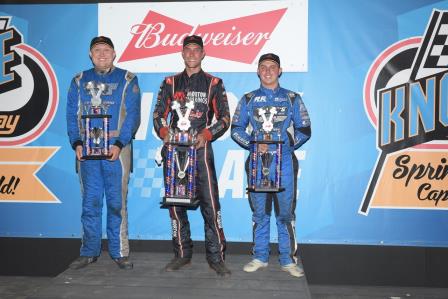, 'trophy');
161,98,200,209
81,81,113,160
247,106,285,193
